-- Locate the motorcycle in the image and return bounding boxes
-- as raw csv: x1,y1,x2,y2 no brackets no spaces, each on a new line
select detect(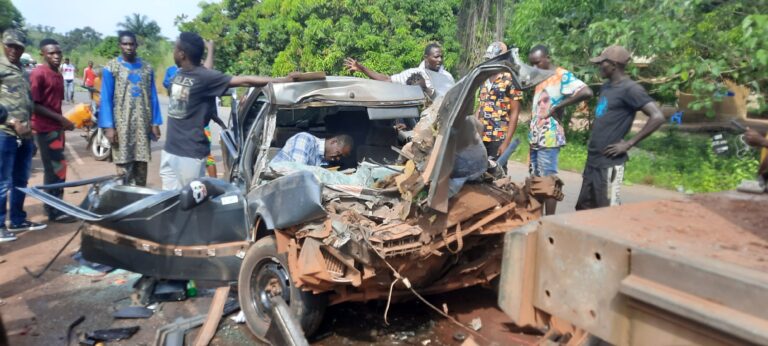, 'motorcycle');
66,95,112,161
